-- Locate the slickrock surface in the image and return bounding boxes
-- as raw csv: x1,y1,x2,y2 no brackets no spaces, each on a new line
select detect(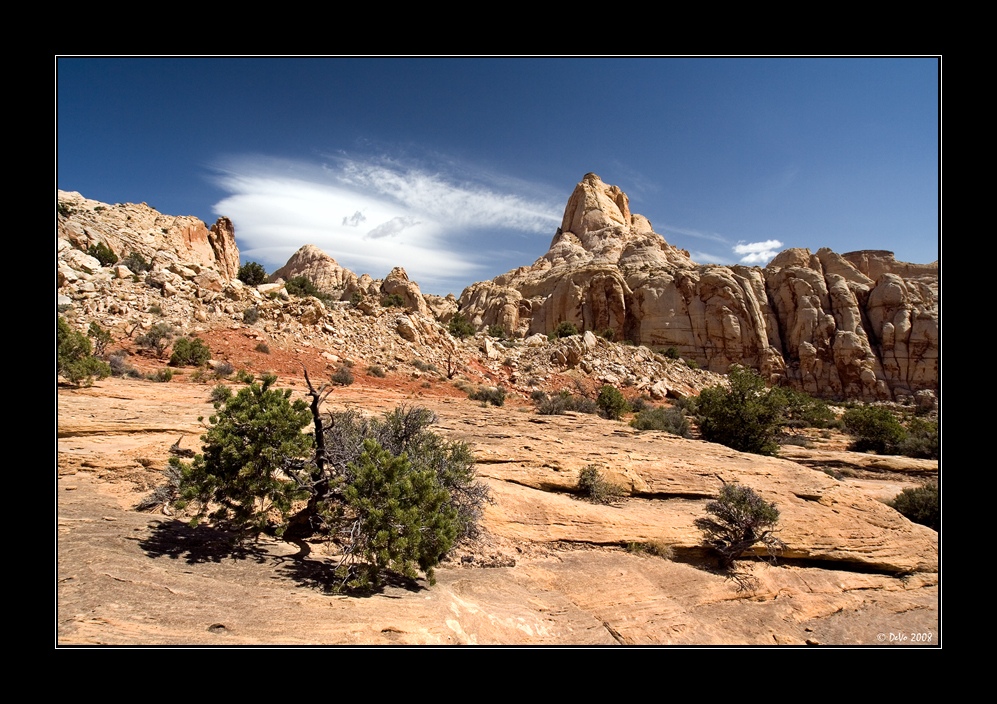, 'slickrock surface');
58,373,938,646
